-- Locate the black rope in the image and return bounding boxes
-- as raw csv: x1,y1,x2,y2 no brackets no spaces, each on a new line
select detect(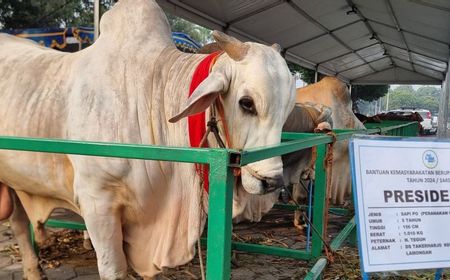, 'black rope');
281,186,334,256
282,186,358,276
207,117,227,149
